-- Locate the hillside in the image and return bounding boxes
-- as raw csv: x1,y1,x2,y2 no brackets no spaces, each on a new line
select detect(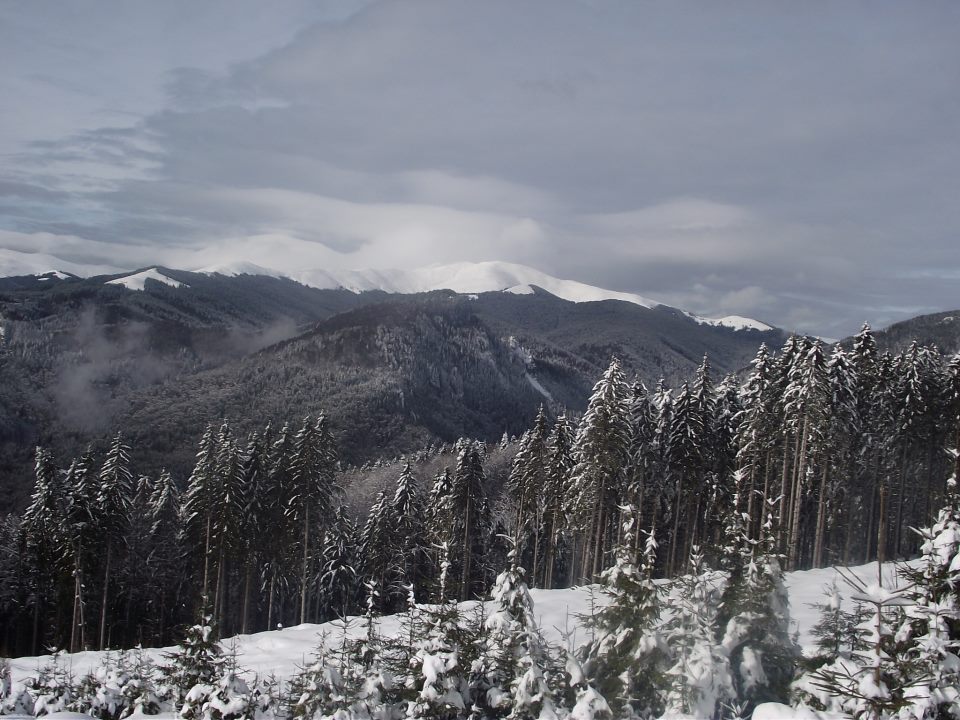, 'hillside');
0,271,780,508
